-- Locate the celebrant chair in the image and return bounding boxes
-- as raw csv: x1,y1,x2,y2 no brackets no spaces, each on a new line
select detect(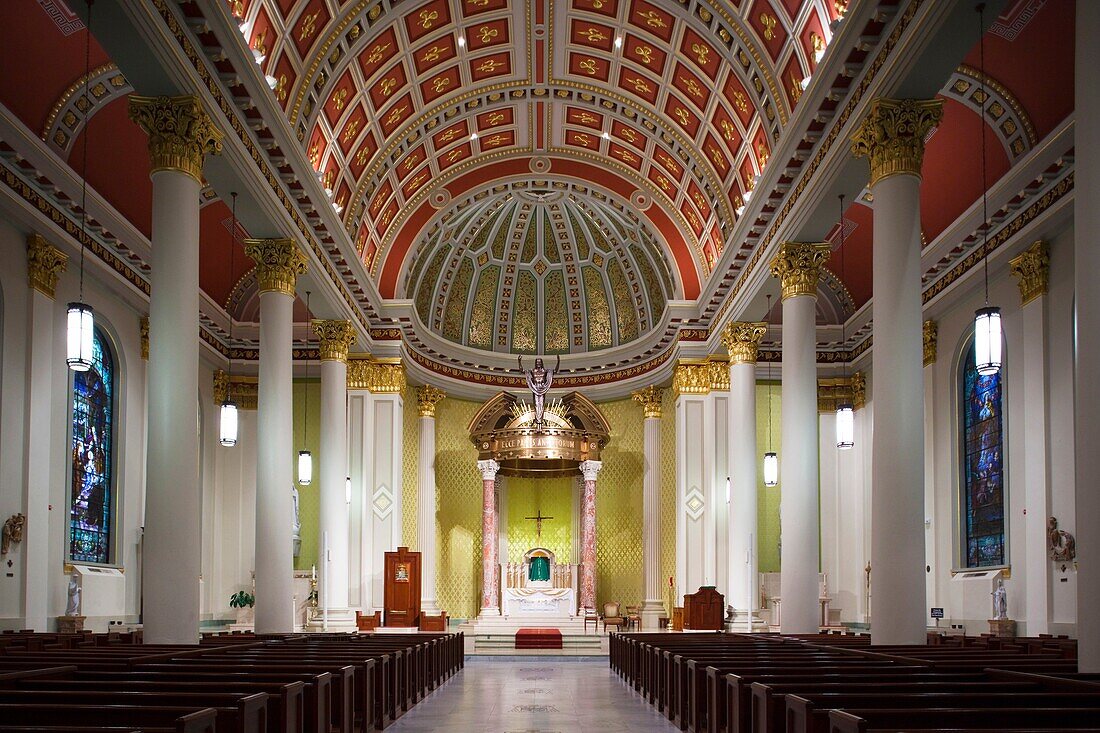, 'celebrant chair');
582,606,598,633
602,601,625,633
624,605,641,630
